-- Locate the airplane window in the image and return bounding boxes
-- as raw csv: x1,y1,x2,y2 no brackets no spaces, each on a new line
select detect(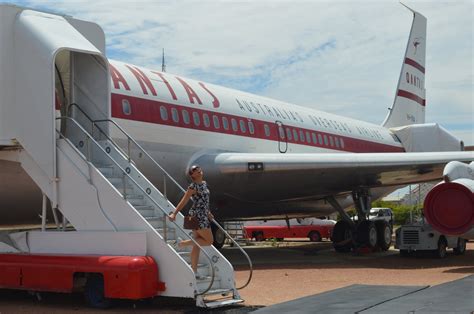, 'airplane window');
203,113,210,127
239,120,246,133
299,130,305,142
313,116,321,126
231,118,238,131
264,124,270,137
193,112,200,126
323,118,331,128
213,115,220,129
344,123,352,133
160,106,168,120
329,136,334,147
286,128,292,140
312,133,317,144
306,131,311,143
318,134,323,145
182,110,190,125
293,129,298,141
122,99,131,115
340,138,345,148
222,117,229,130
324,135,328,146
248,121,255,134
278,126,285,139
335,137,340,148
171,108,179,123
